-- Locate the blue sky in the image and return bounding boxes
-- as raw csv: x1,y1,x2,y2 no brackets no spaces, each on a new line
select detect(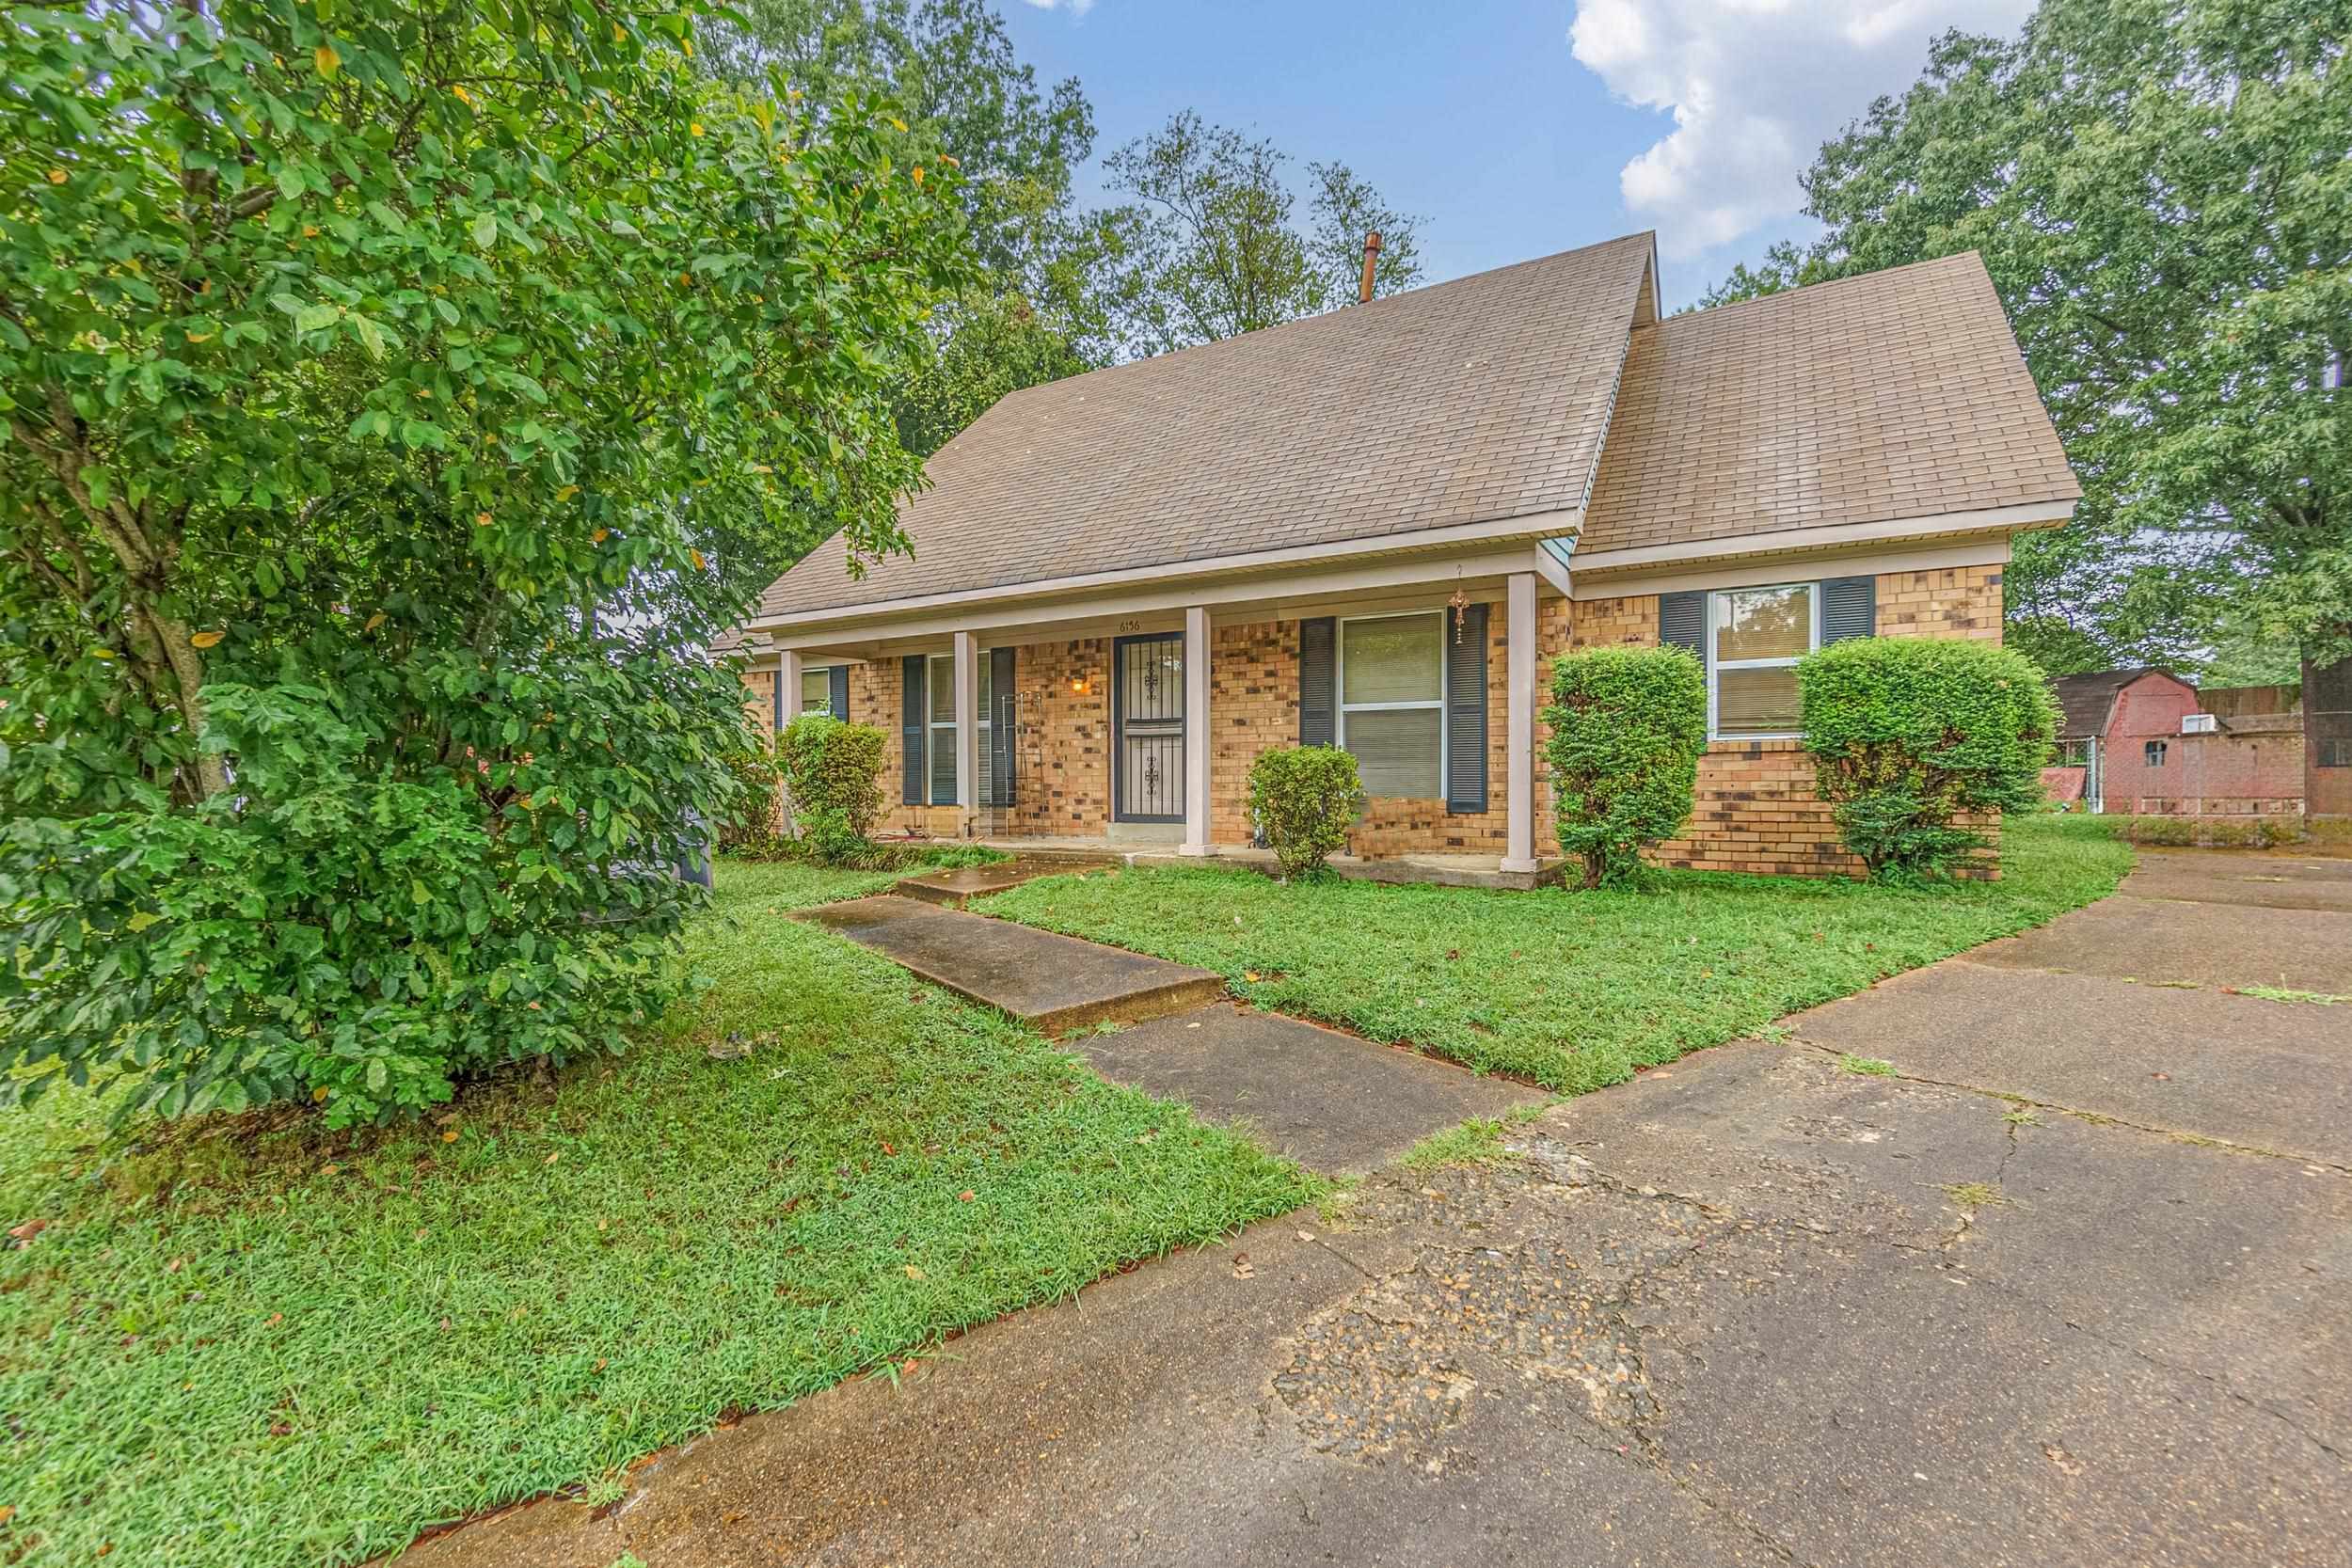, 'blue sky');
994,0,2039,309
